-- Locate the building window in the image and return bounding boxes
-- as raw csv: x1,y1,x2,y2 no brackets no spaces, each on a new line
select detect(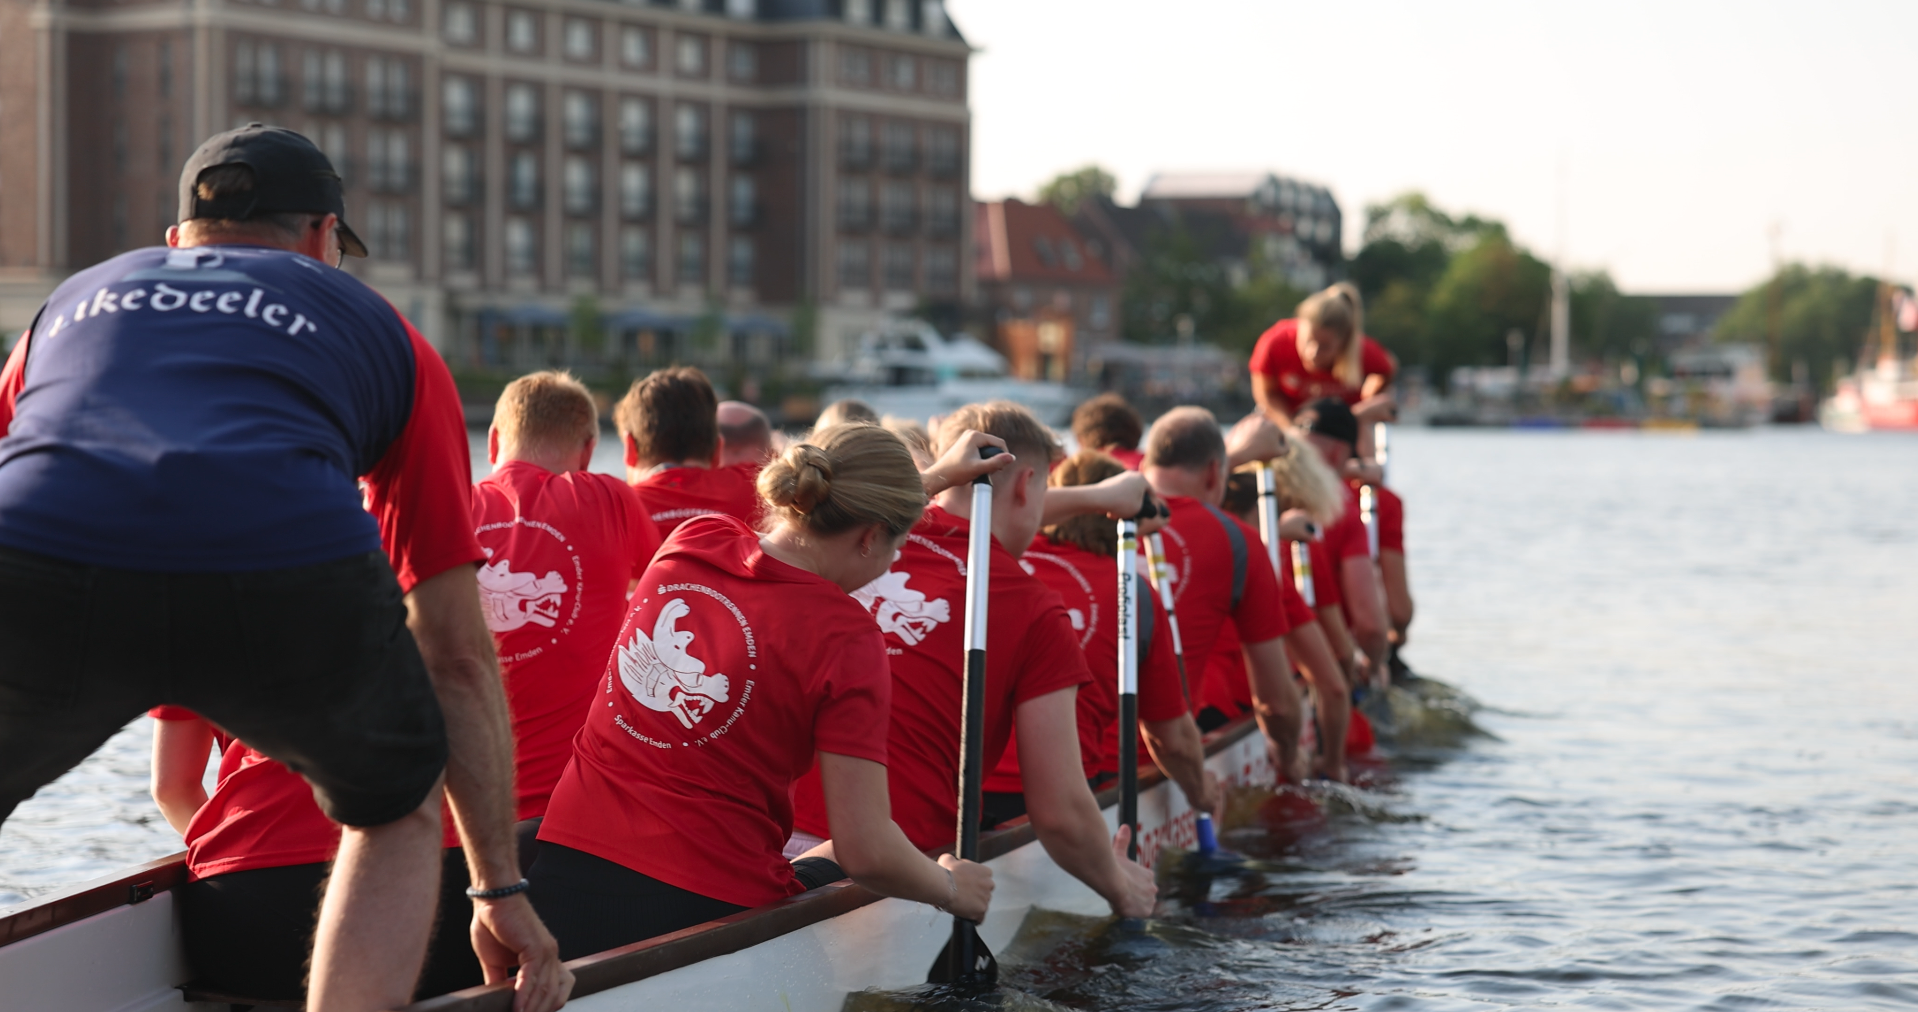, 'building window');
725,0,754,17
566,223,596,277
366,128,411,192
839,47,870,86
443,76,478,136
730,112,756,164
673,167,705,223
563,156,596,215
728,236,754,287
840,116,871,169
563,19,596,62
505,217,536,275
442,1,477,44
926,185,957,237
620,163,652,219
158,115,173,174
366,0,410,23
838,241,869,289
299,0,346,13
928,60,958,96
234,41,285,107
728,42,756,81
843,0,871,24
506,10,538,55
304,49,349,114
442,144,477,204
159,40,173,98
921,0,946,36
443,213,474,271
619,26,651,68
925,244,956,293
1059,238,1084,271
837,178,870,231
926,125,959,177
881,181,915,234
315,122,349,183
677,232,705,287
674,104,707,160
884,0,910,31
883,242,913,289
620,227,650,281
881,122,915,173
889,55,915,90
366,200,410,260
366,57,410,120
509,151,540,208
504,84,540,143
729,174,755,227
1089,292,1111,330
562,91,598,149
675,34,706,77
618,97,653,155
